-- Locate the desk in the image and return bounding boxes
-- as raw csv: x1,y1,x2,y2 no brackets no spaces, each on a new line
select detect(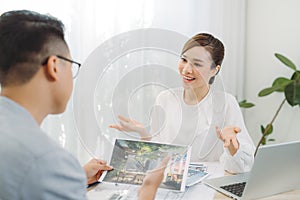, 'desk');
87,162,300,200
